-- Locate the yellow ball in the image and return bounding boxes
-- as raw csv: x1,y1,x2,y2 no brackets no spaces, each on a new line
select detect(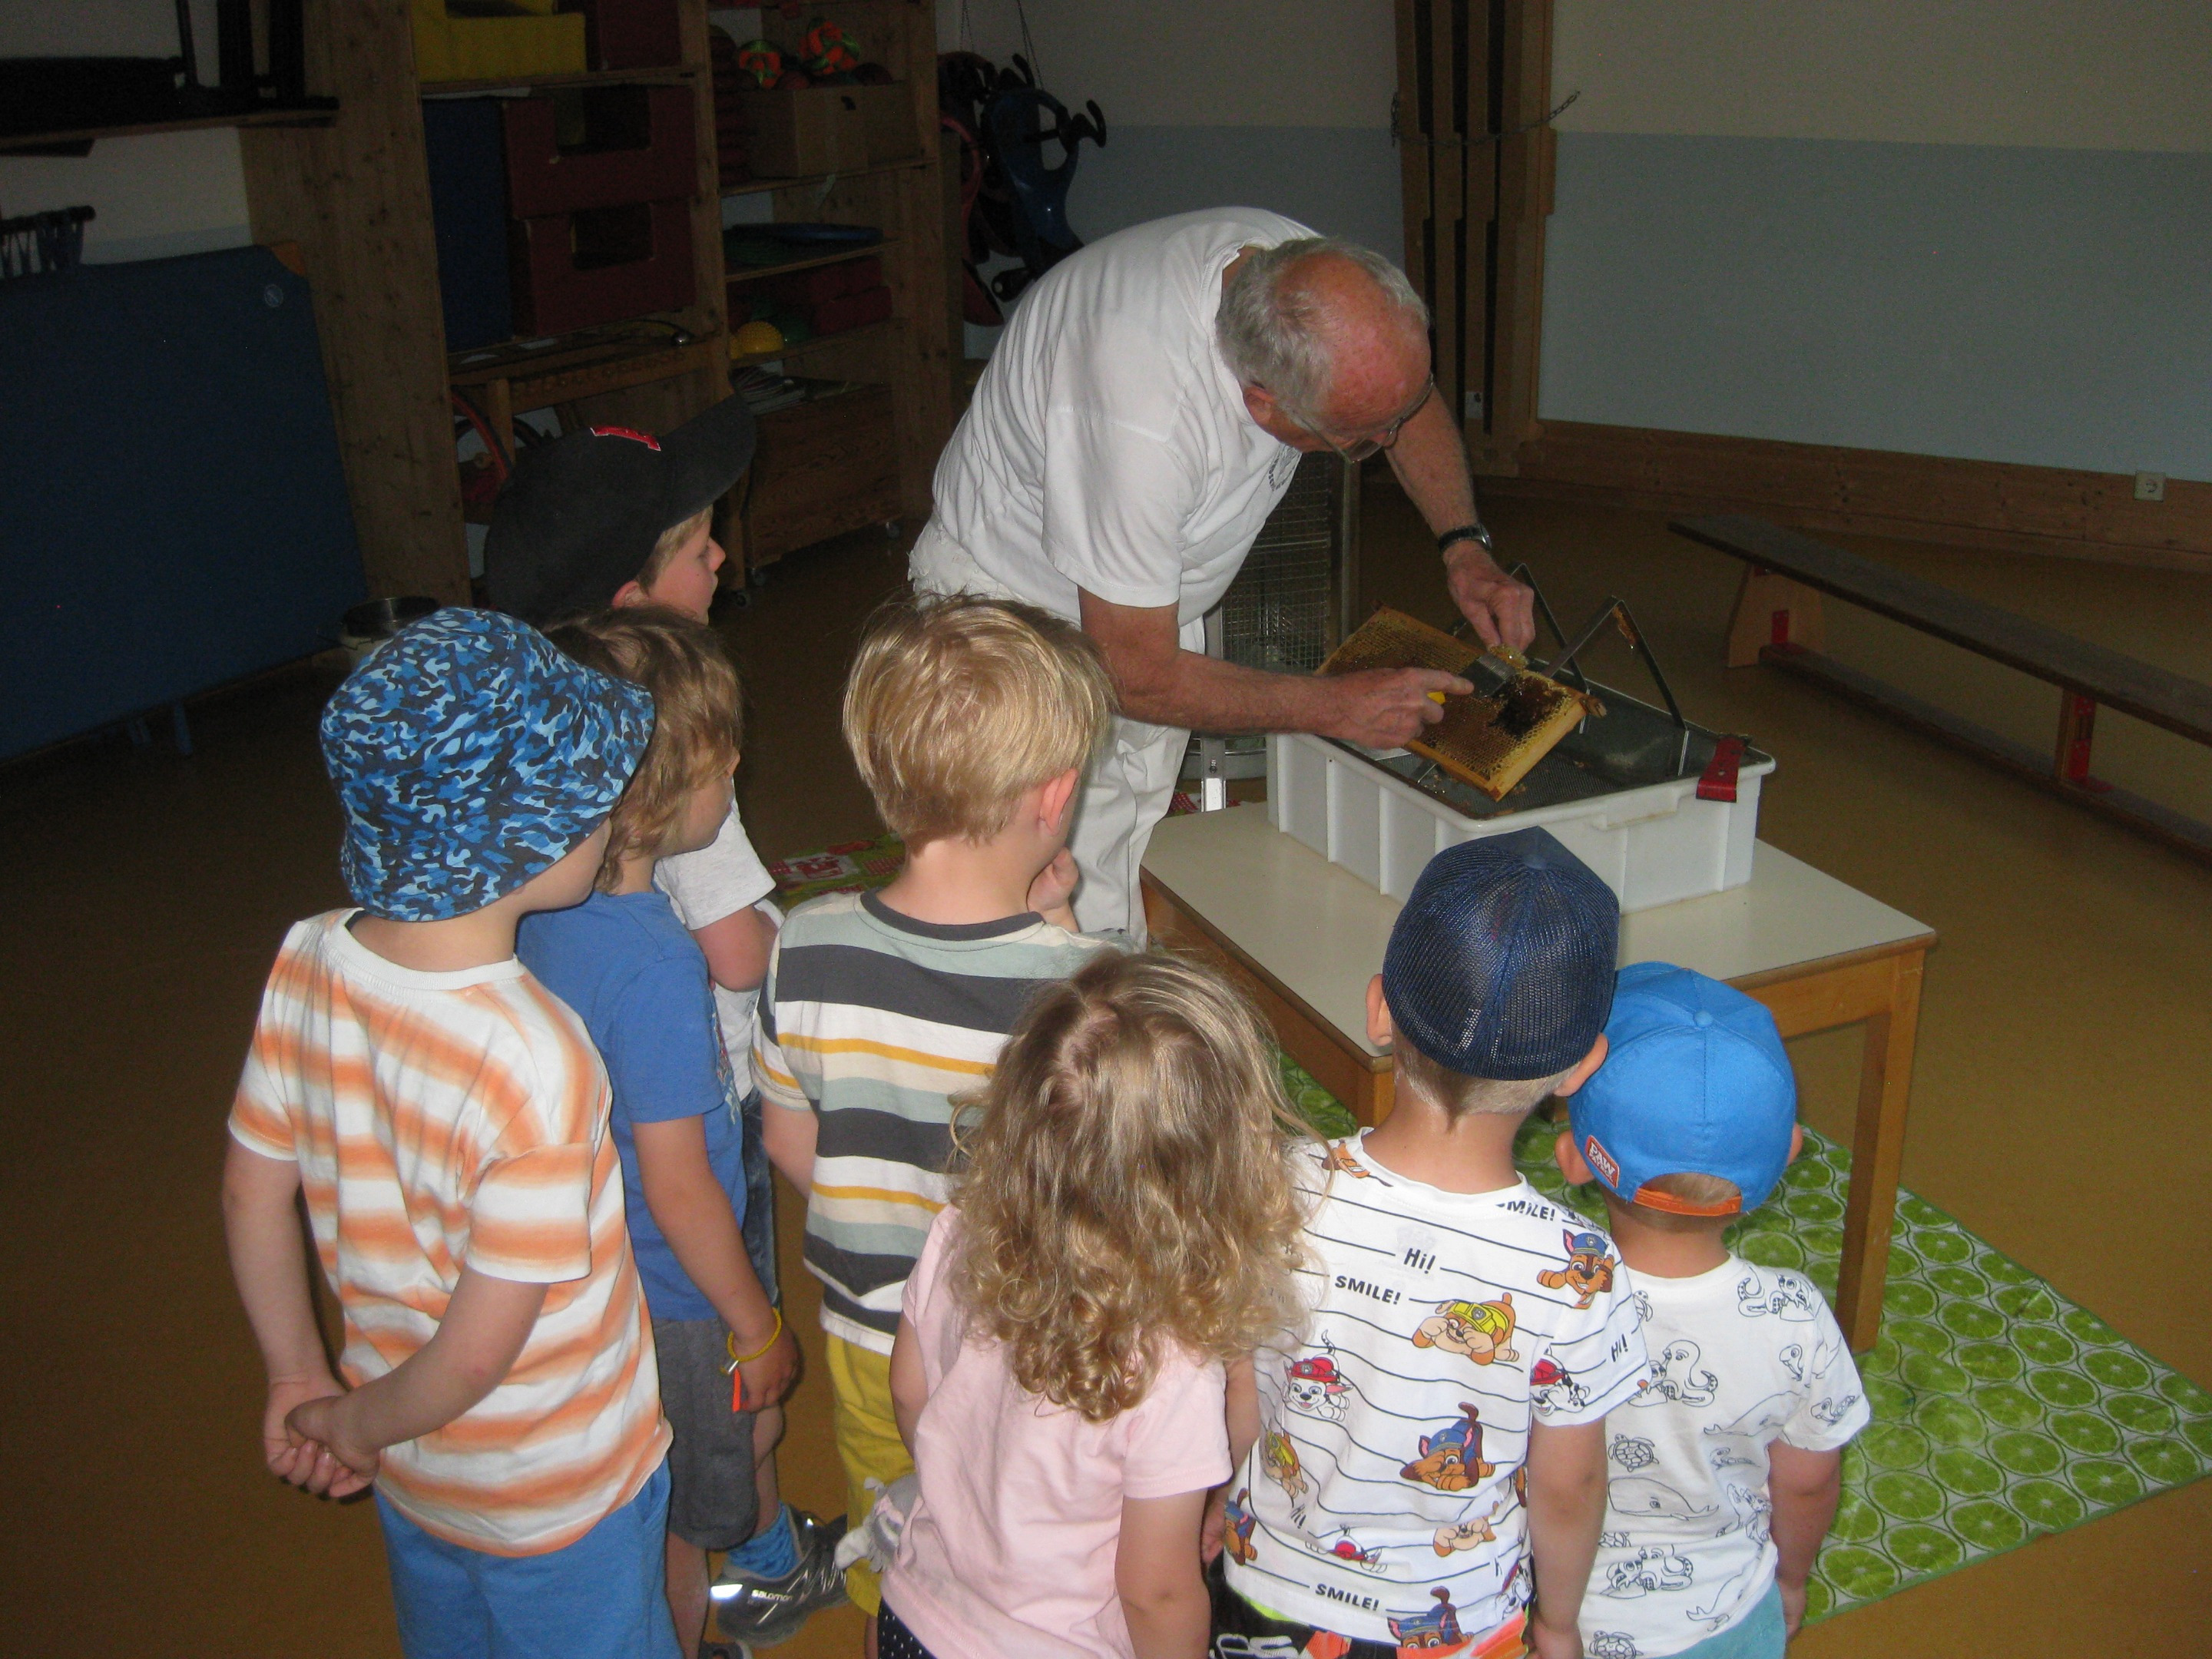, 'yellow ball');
733,320,785,356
